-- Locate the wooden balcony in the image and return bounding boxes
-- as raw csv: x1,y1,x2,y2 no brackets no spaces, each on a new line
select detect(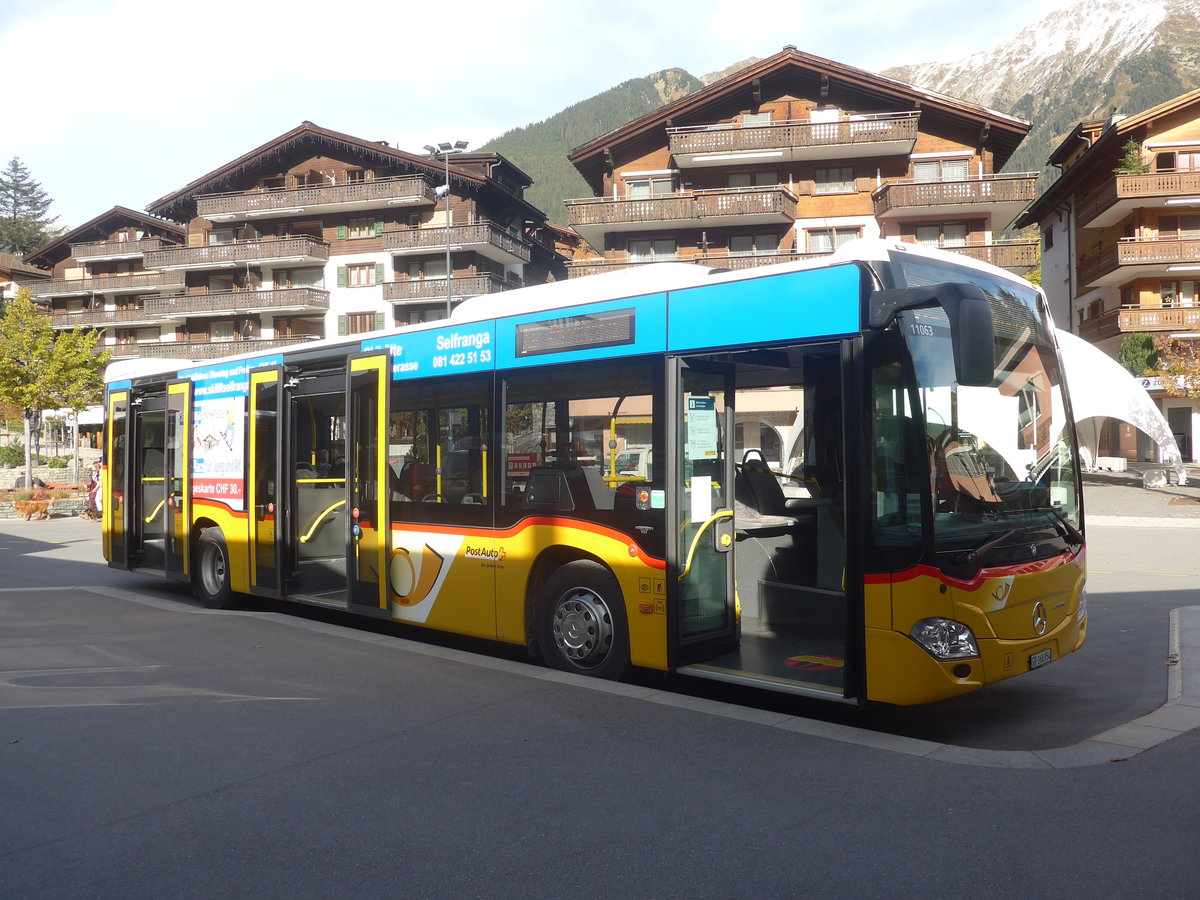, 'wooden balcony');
939,240,1039,273
1078,171,1200,229
1078,236,1200,288
197,175,437,220
70,238,175,261
145,287,330,319
872,173,1038,227
135,337,320,360
669,112,919,167
1077,309,1121,342
49,306,160,329
564,249,833,278
382,222,532,265
564,186,798,248
145,237,329,271
1118,305,1200,333
29,270,186,299
383,273,510,303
